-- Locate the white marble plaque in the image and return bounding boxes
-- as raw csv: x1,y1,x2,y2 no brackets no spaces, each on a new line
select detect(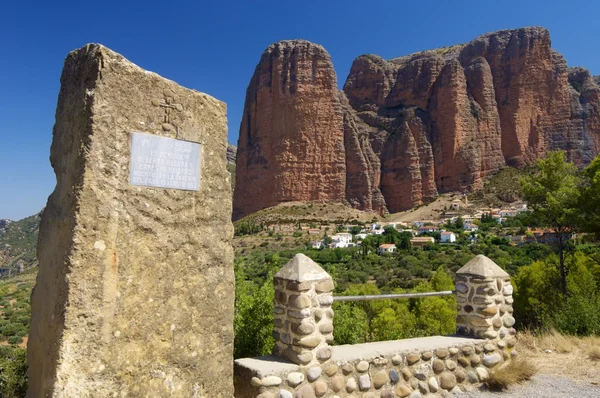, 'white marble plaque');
129,132,201,191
